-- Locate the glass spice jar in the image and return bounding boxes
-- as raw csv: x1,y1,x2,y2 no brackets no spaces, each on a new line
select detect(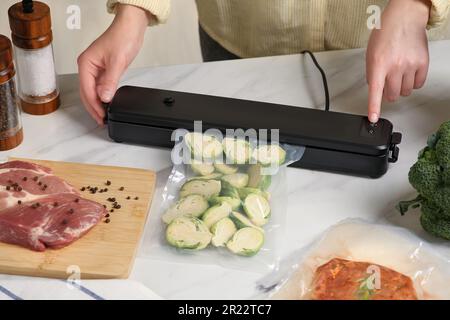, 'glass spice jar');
0,34,23,151
8,0,60,115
